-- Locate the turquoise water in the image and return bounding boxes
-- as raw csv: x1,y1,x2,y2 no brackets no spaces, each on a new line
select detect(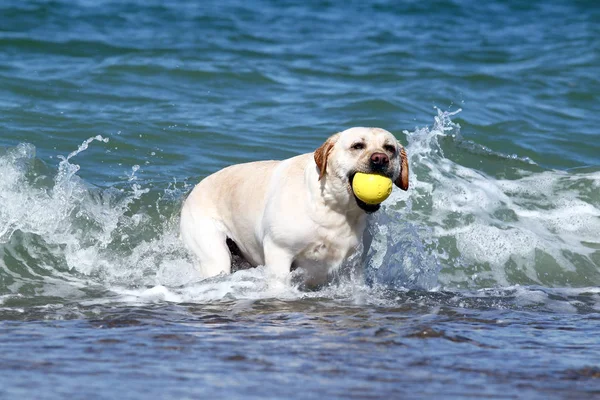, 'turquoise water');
1,0,600,398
